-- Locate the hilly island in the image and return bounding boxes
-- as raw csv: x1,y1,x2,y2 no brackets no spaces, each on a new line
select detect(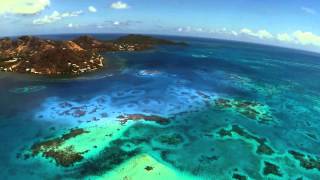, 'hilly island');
0,34,186,76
